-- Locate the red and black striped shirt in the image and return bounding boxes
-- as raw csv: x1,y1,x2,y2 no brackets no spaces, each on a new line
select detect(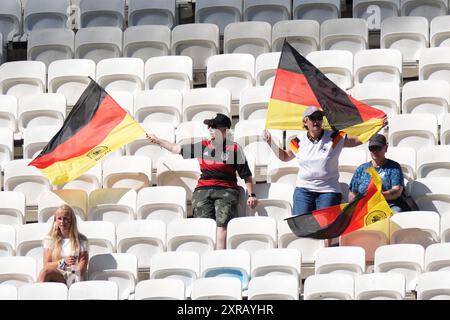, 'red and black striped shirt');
180,139,252,189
